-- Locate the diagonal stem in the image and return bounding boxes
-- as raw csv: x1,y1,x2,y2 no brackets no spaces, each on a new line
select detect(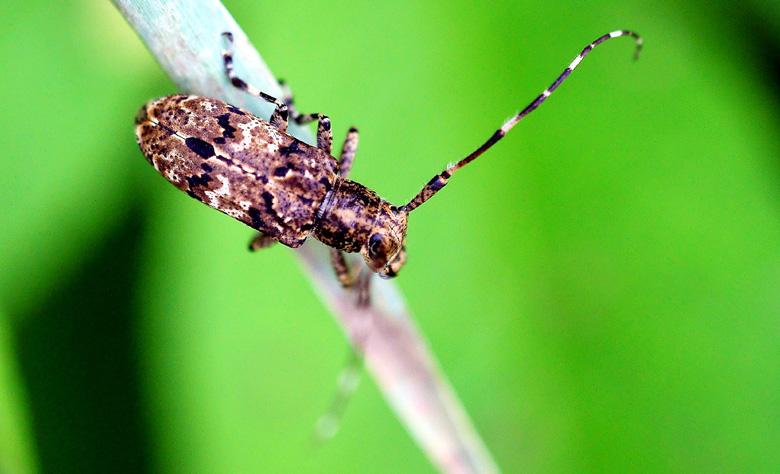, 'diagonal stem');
112,1,500,473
